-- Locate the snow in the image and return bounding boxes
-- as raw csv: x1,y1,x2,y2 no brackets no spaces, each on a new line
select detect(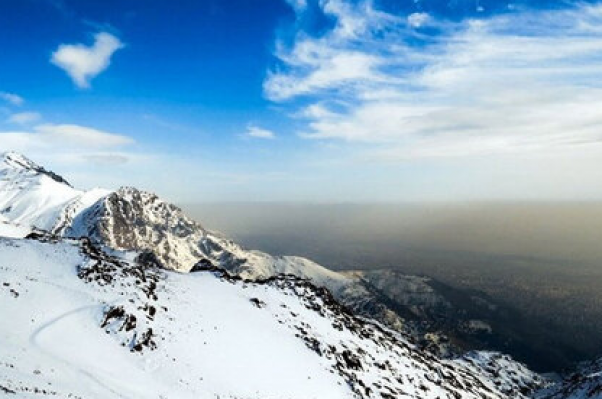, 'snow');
0,237,352,398
454,351,546,397
0,234,545,398
0,216,30,238
0,152,108,232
